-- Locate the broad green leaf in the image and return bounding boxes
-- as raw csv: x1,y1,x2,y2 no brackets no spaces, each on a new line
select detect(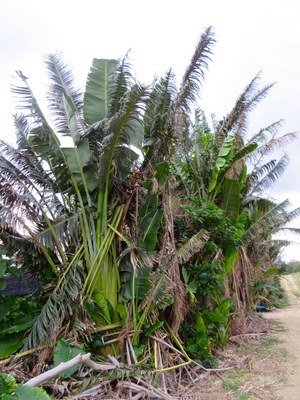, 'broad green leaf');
208,136,234,193
84,58,117,124
0,278,7,291
138,209,163,251
62,139,98,191
182,267,197,303
194,129,209,177
123,117,144,151
196,315,206,334
221,178,240,222
121,267,150,302
260,267,280,280
6,267,20,279
15,384,51,399
0,266,5,278
236,208,249,236
63,94,80,145
223,245,239,275
231,142,258,164
132,344,145,358
154,162,170,185
253,282,280,292
144,321,164,337
139,193,158,219
0,259,10,277
82,164,99,192
4,315,35,333
0,373,16,396
0,332,25,359
92,292,111,323
117,303,127,322
54,338,85,379
62,139,91,174
215,298,231,315
114,146,139,181
0,298,10,320
203,309,226,323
